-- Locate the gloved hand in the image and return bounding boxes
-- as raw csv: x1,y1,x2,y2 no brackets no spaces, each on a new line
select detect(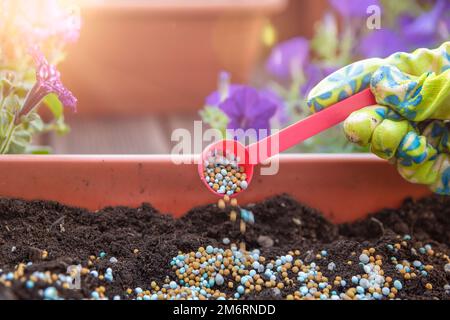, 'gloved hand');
307,42,450,194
